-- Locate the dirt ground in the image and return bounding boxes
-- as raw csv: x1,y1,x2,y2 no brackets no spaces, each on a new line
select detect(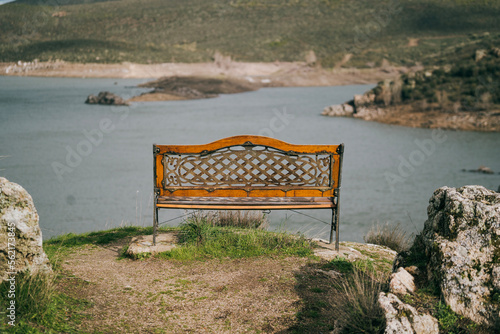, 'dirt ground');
56,237,395,333
59,240,315,333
